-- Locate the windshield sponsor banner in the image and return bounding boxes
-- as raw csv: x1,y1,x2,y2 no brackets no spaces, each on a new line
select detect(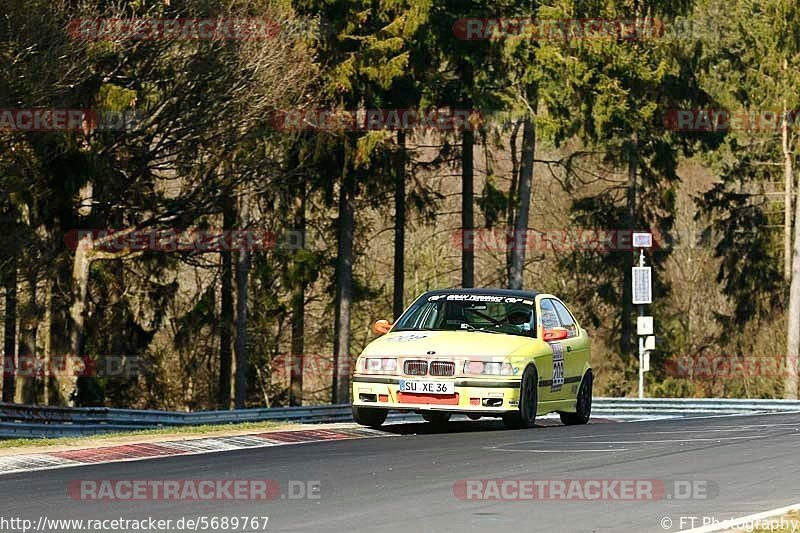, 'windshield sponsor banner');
427,294,532,304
